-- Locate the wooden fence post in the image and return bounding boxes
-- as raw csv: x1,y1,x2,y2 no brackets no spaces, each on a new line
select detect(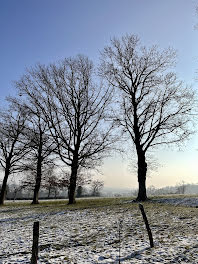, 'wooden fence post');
31,221,39,264
139,204,154,248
